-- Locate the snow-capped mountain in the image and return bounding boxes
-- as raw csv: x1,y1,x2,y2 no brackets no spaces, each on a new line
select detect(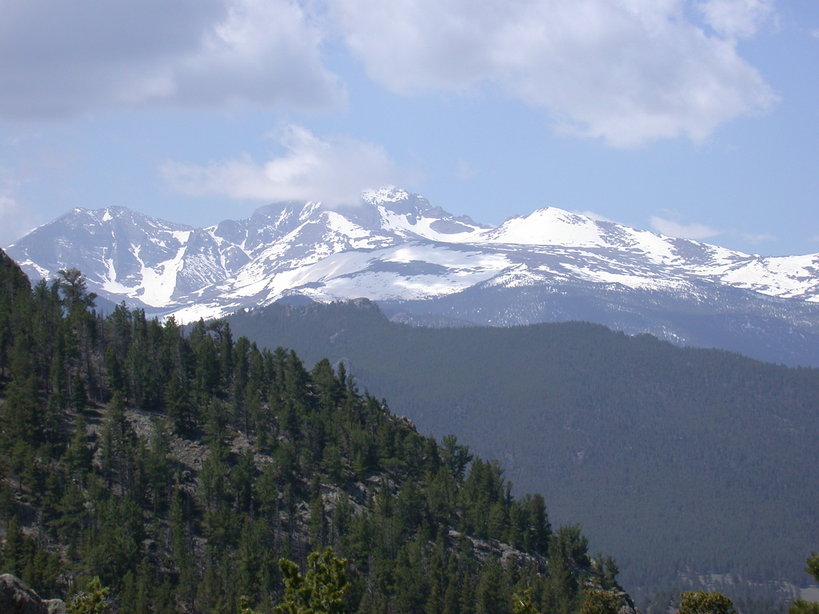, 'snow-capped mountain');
8,187,819,366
